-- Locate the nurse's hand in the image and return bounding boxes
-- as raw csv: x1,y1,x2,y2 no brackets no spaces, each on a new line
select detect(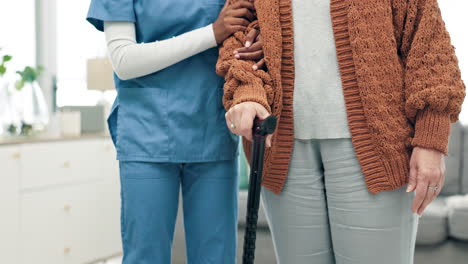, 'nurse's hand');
213,0,256,44
225,102,273,147
234,28,265,70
